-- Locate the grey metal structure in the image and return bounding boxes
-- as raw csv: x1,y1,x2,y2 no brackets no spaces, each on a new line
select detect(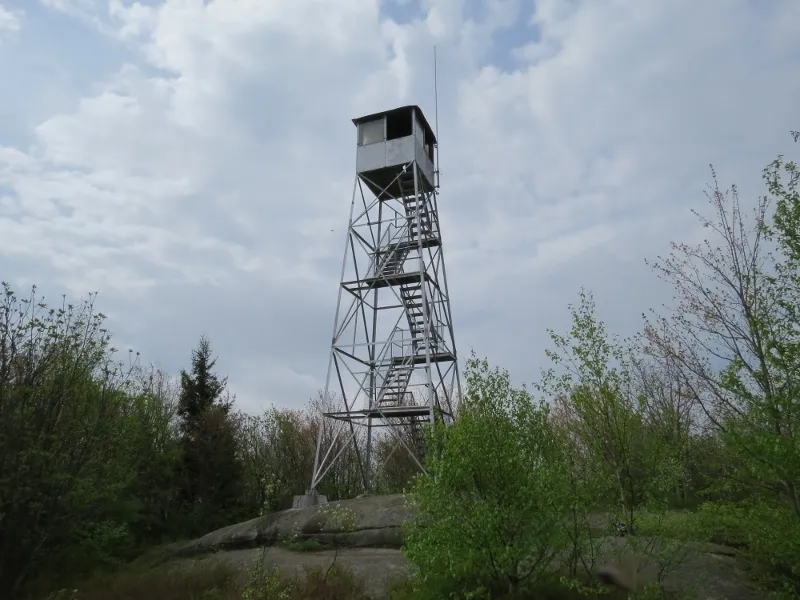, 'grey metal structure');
309,105,461,494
